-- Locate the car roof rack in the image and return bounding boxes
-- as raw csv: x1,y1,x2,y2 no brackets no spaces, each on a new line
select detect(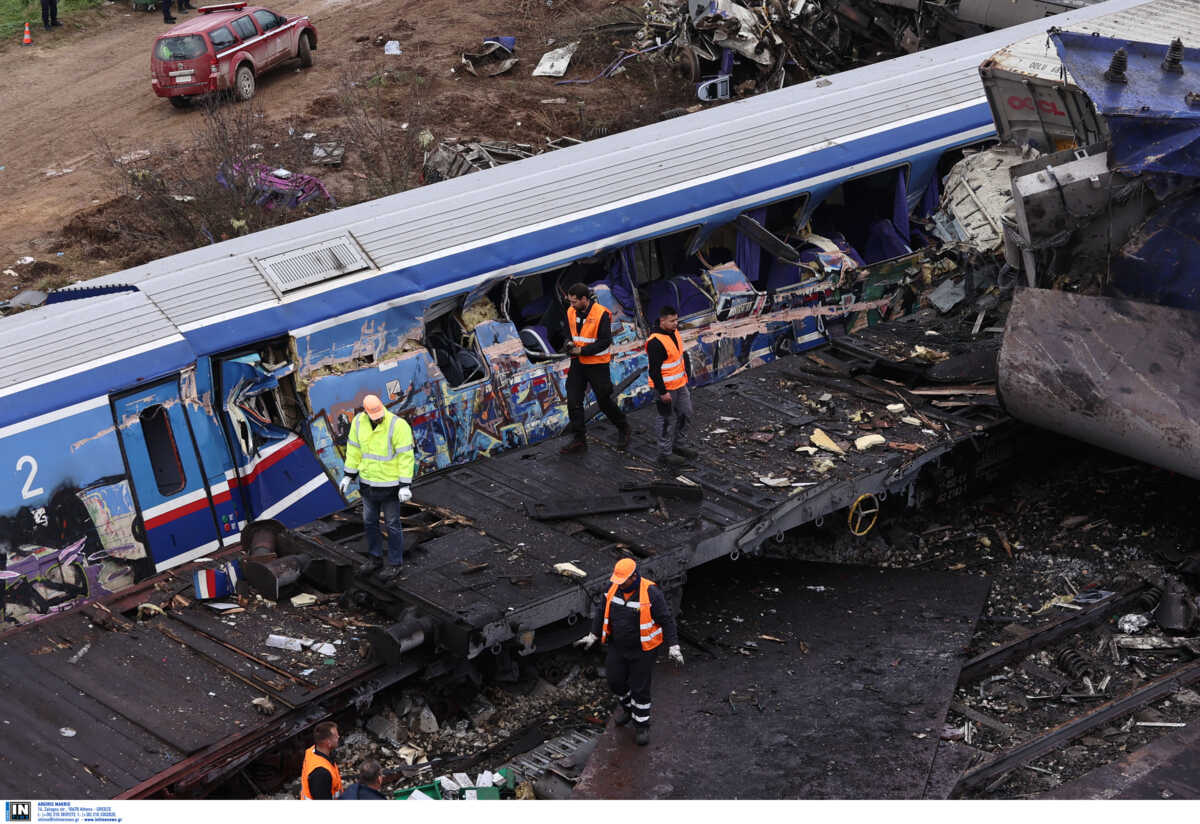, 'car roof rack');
198,1,247,12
